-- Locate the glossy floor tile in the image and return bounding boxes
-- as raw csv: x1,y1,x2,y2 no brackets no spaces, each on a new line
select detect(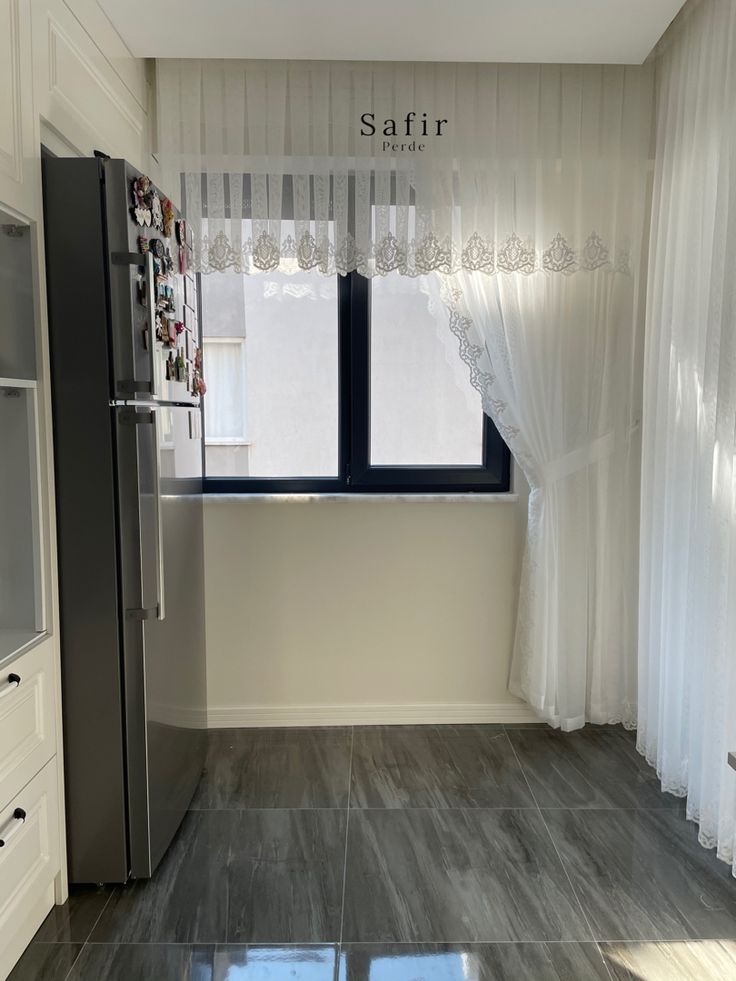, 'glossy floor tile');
342,808,591,942
90,810,230,943
32,885,113,942
508,727,677,809
338,943,611,980
7,943,83,981
544,807,736,941
214,945,338,980
68,944,215,980
226,809,346,942
17,723,736,980
191,728,352,809
350,727,533,808
89,808,345,944
600,939,736,980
